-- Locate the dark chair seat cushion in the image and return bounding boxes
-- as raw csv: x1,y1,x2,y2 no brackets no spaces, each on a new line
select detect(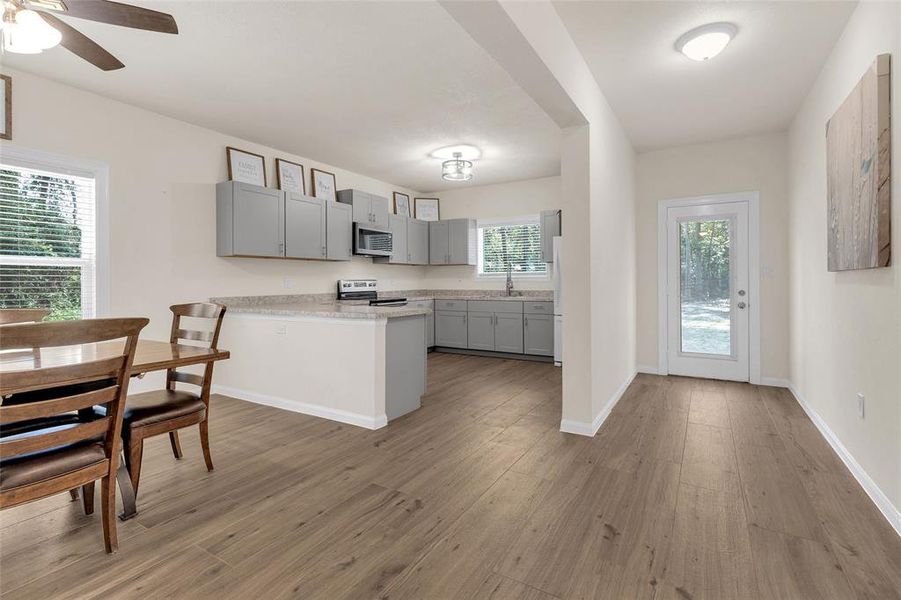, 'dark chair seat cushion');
0,439,107,491
121,390,206,429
